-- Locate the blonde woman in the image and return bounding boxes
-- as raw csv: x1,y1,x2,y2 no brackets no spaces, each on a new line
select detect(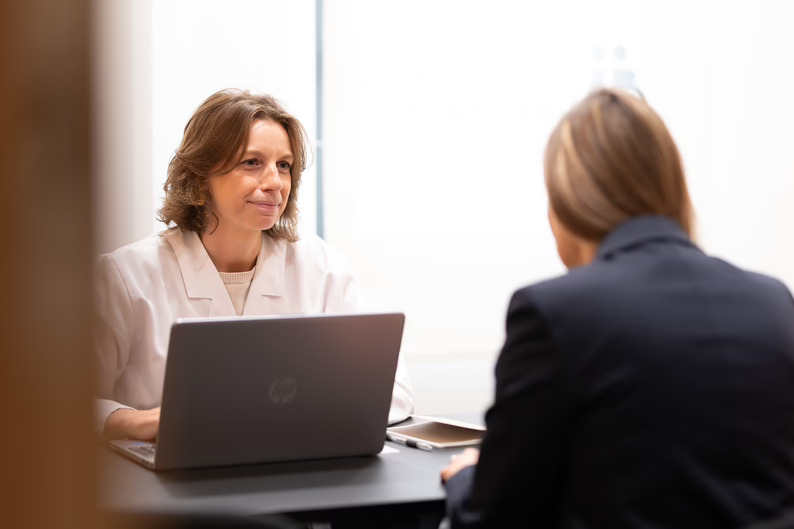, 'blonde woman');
442,89,794,529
